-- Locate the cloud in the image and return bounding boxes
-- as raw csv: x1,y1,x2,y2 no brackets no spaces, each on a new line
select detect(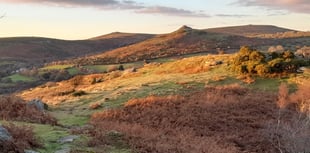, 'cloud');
215,14,251,18
236,0,310,14
0,0,142,9
0,0,209,17
136,6,209,17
